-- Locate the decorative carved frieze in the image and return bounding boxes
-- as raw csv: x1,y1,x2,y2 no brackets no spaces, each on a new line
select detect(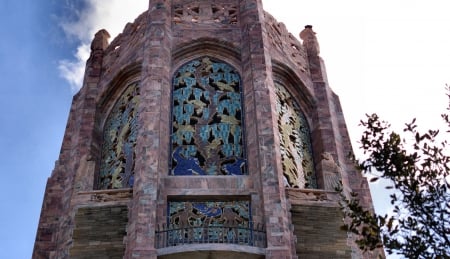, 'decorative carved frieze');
286,188,340,206
87,189,133,202
71,189,133,206
264,12,309,73
173,1,238,25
